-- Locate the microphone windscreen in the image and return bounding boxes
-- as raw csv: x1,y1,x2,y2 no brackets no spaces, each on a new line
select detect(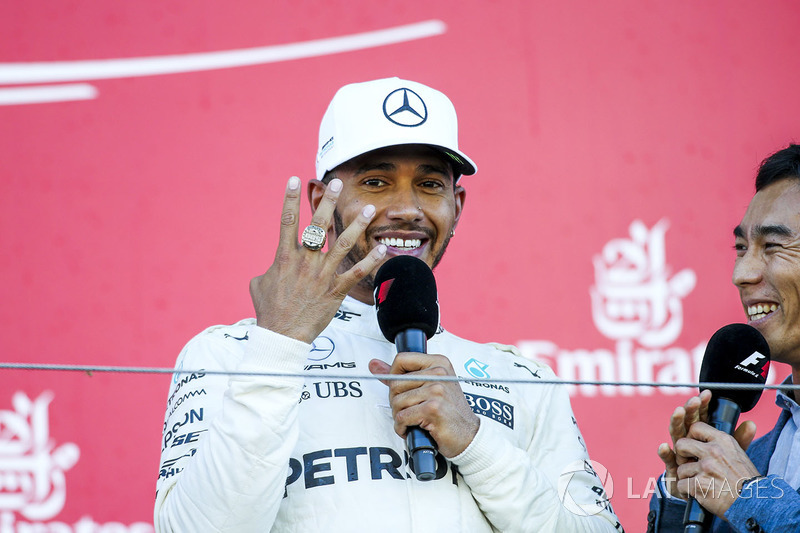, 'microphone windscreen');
699,323,771,413
374,256,439,342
